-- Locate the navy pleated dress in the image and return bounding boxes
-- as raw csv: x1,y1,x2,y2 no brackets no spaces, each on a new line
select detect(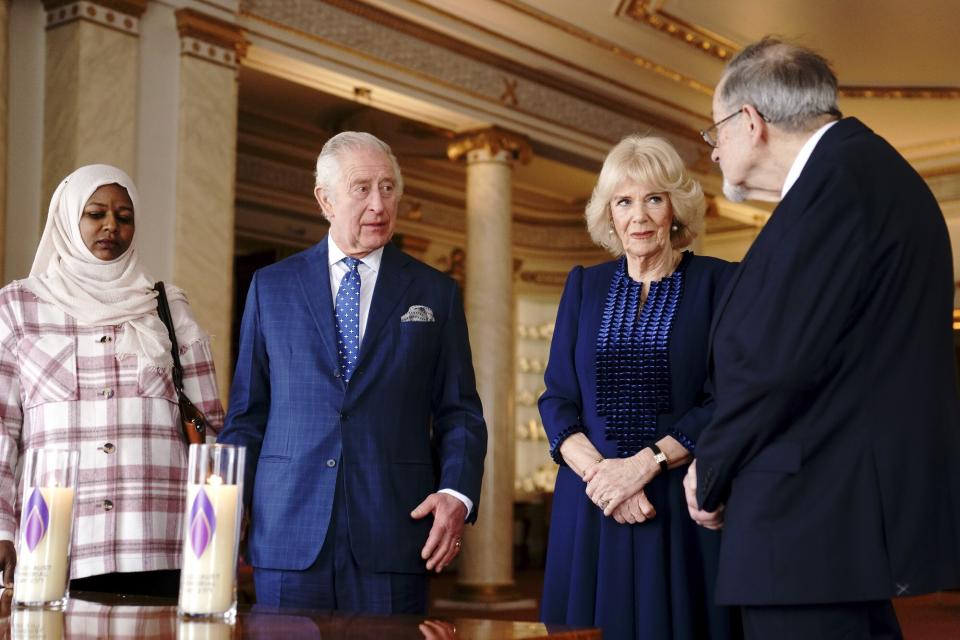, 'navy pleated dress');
540,253,740,640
